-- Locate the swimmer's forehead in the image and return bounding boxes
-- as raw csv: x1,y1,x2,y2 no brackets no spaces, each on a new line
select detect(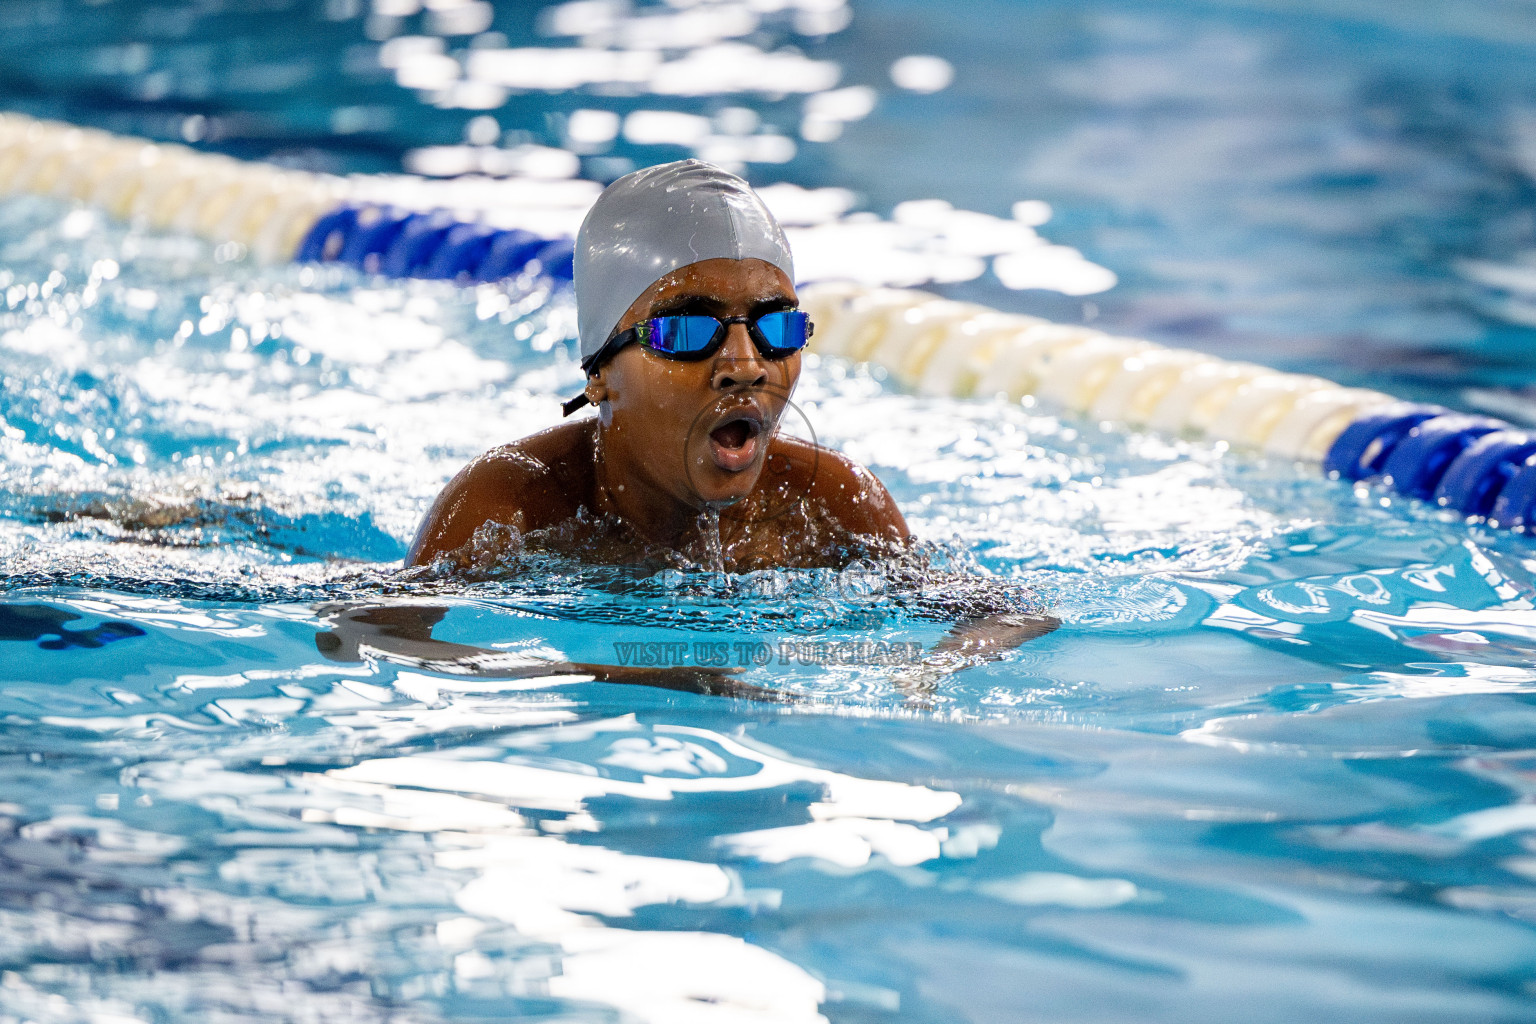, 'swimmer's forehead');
575,160,793,362
643,263,797,317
